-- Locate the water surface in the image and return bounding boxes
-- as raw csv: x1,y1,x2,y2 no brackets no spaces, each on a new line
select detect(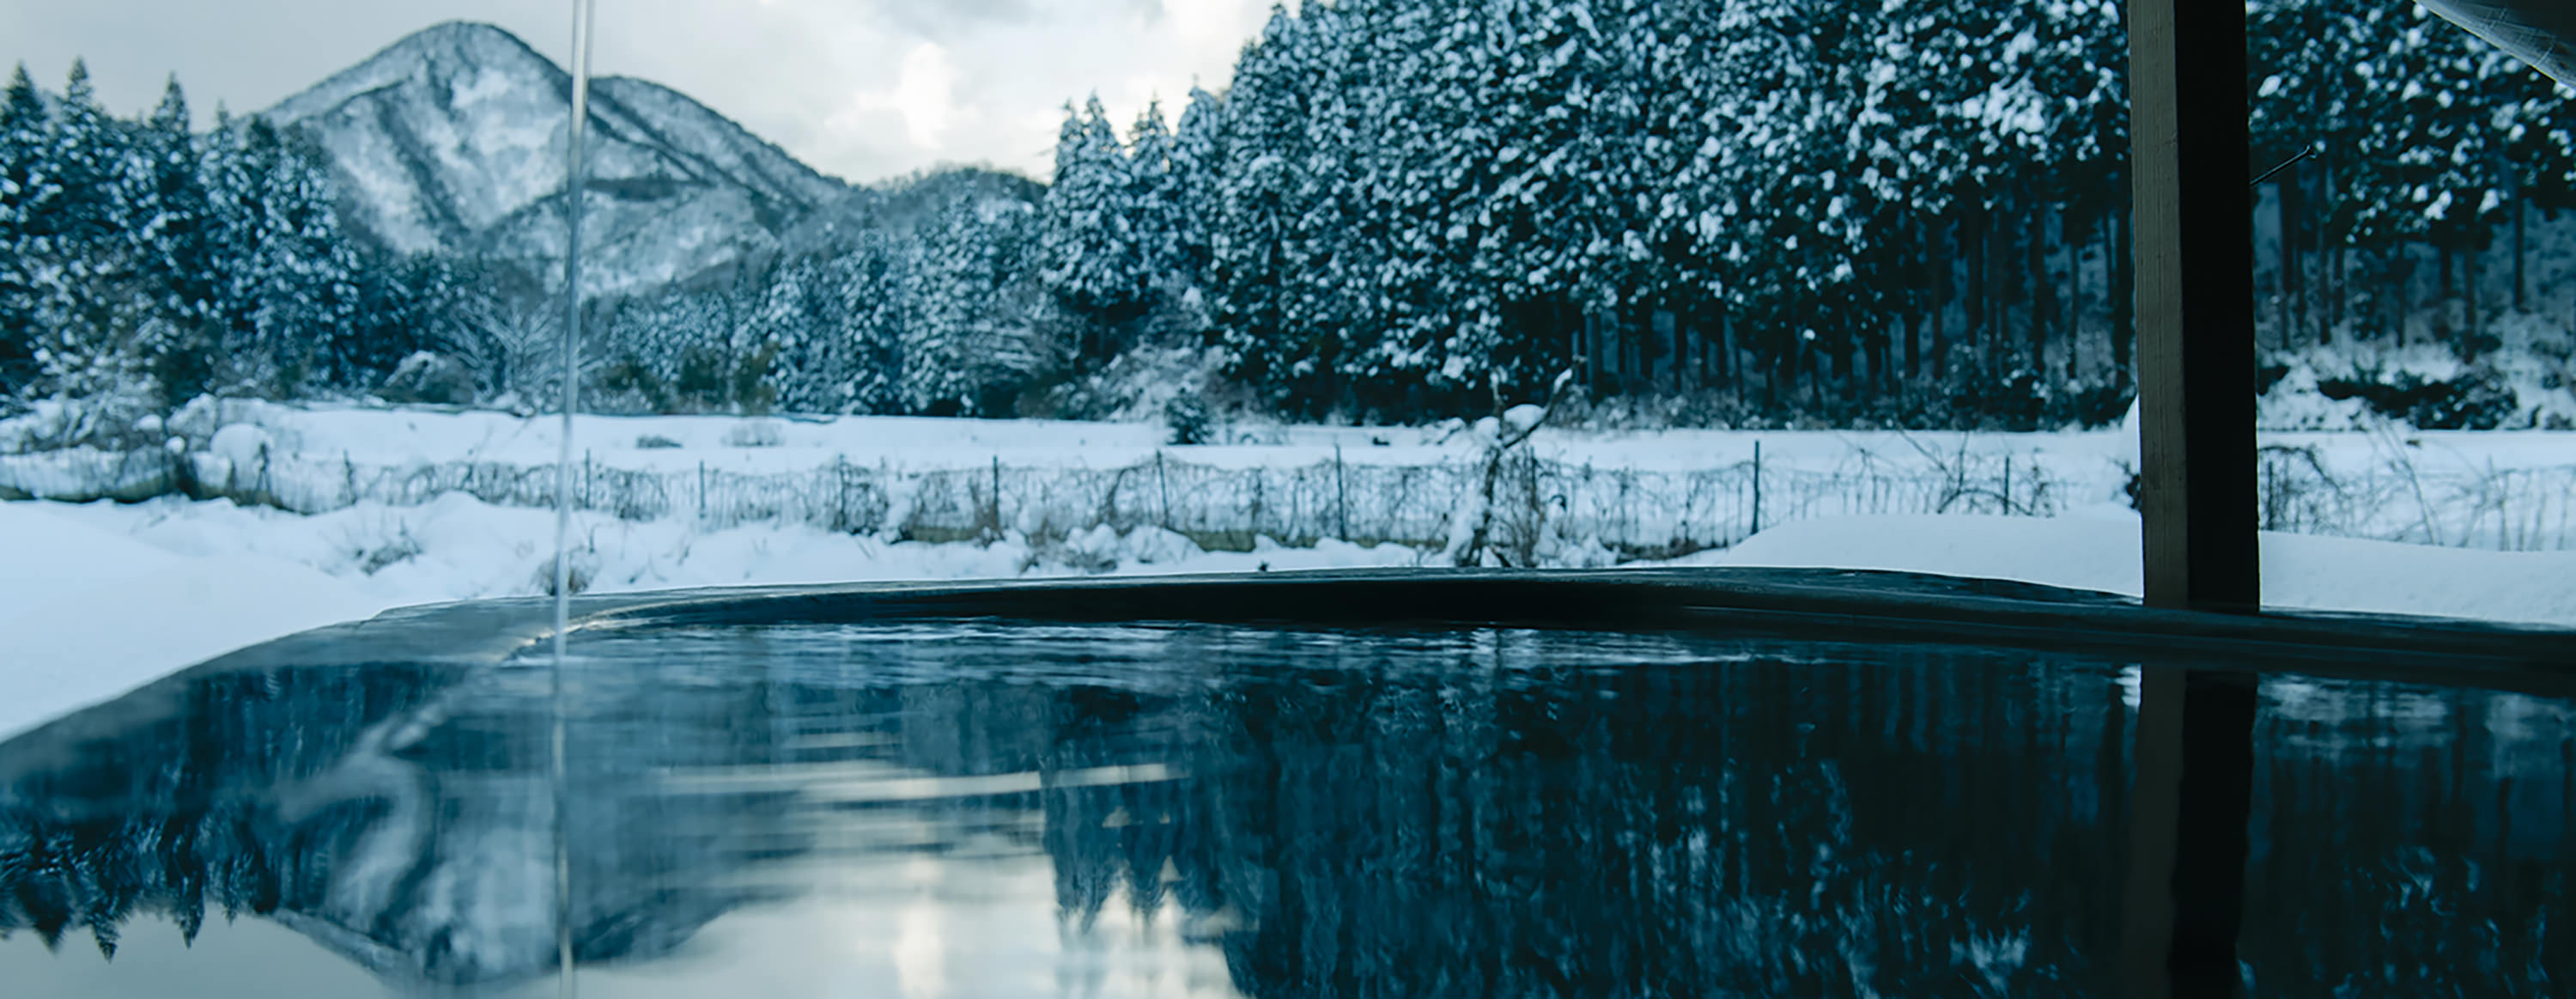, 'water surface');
1,621,2567,996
